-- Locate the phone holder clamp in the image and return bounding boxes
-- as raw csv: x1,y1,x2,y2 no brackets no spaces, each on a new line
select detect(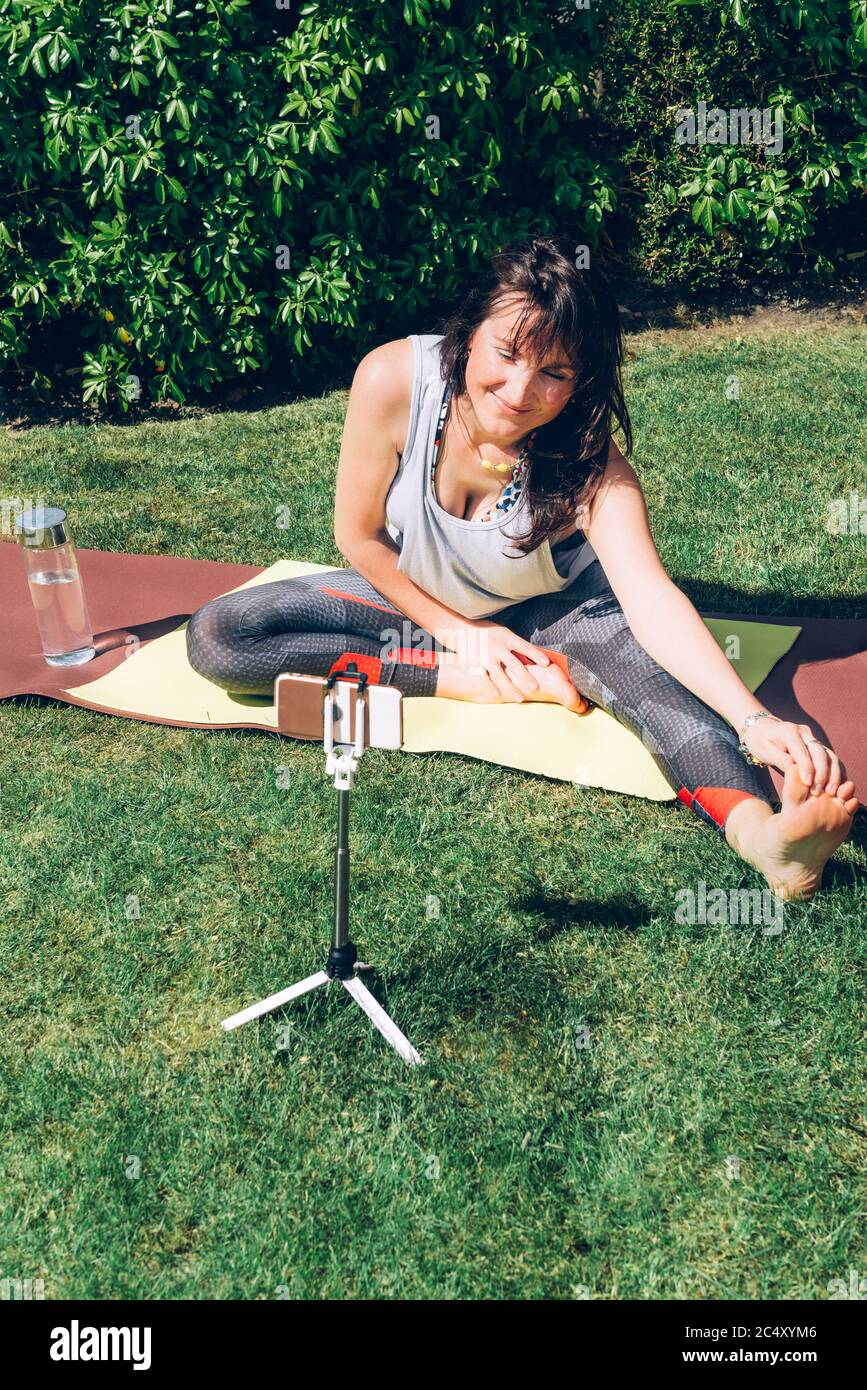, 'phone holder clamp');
323,664,368,790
